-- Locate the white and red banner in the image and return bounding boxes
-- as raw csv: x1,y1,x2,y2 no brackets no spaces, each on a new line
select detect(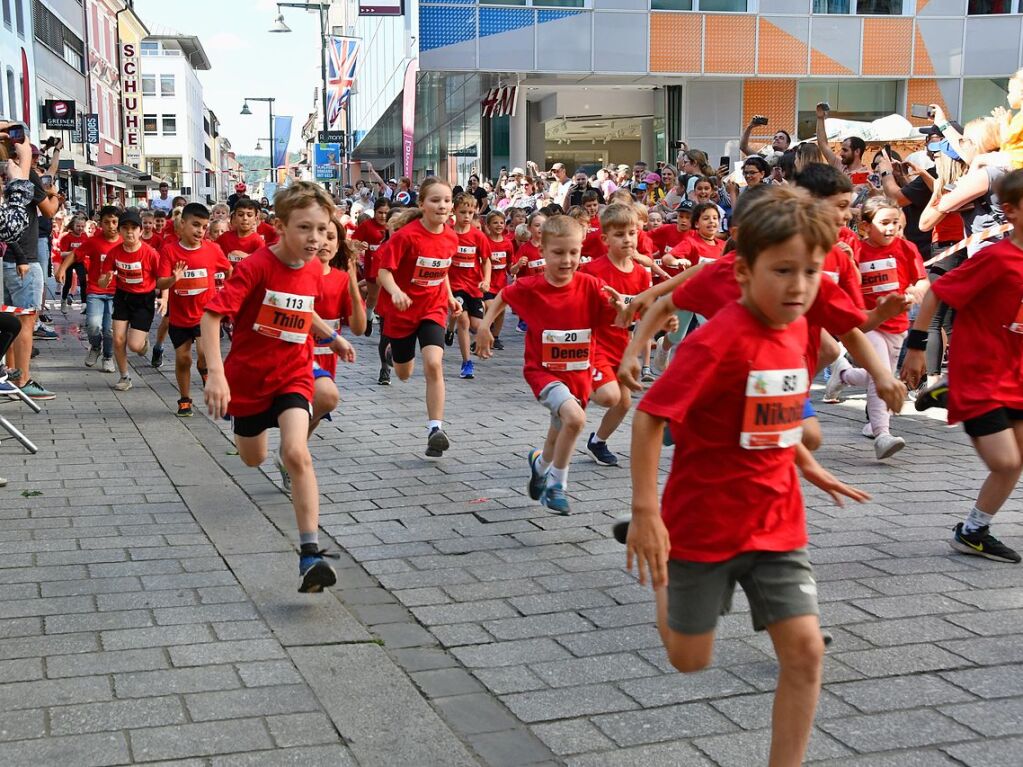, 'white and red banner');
481,86,518,119
401,59,418,179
